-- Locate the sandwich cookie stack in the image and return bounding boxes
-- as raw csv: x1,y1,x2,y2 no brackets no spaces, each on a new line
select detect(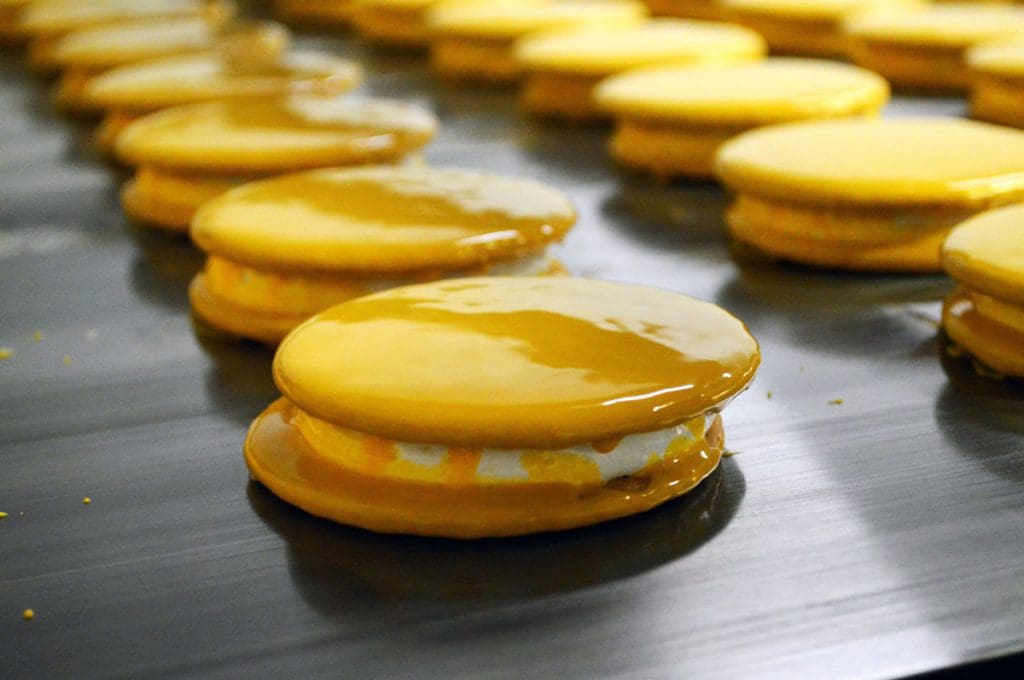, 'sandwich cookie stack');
723,0,921,57
115,95,438,231
189,165,577,343
845,2,1024,91
47,18,290,115
941,205,1024,379
715,118,1024,272
18,0,236,73
246,277,760,537
426,0,647,84
967,40,1024,129
595,58,888,179
85,48,361,152
514,18,765,121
